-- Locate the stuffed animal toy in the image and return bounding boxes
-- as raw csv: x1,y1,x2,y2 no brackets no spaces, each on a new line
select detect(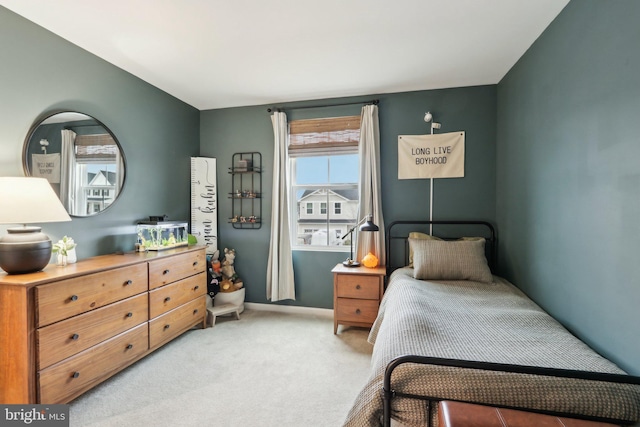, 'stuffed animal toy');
221,248,238,281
